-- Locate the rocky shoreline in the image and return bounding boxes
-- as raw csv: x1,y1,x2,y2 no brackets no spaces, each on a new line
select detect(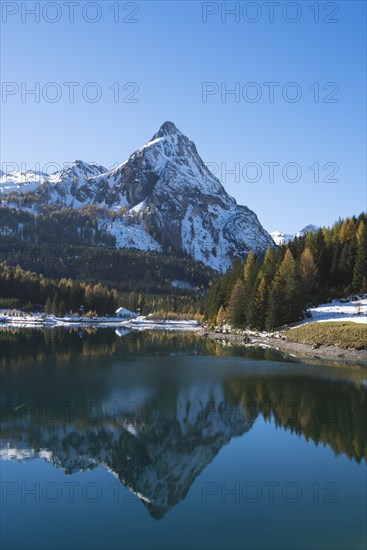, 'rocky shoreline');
202,328,367,364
